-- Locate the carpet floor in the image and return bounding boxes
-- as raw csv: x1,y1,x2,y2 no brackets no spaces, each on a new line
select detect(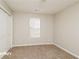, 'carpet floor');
2,45,78,59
